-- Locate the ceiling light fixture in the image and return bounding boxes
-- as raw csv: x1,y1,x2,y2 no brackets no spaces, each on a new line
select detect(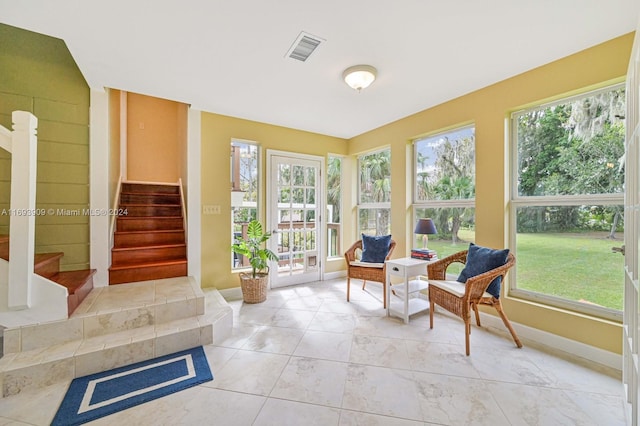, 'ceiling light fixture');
342,65,377,92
